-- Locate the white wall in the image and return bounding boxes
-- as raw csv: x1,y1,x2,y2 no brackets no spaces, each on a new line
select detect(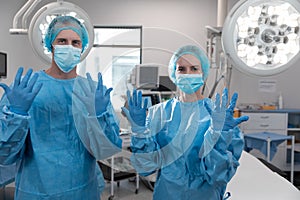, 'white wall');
0,1,49,85
1,0,299,108
0,0,217,87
